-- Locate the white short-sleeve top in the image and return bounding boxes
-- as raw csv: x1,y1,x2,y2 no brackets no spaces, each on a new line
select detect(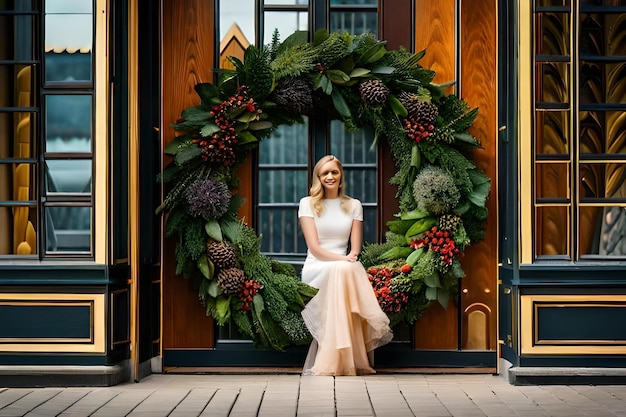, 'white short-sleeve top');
298,196,363,257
